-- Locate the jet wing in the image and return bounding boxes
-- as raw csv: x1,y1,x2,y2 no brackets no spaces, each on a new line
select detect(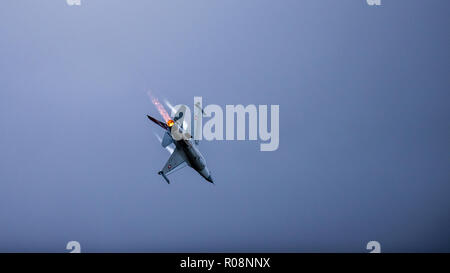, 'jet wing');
161,147,189,176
